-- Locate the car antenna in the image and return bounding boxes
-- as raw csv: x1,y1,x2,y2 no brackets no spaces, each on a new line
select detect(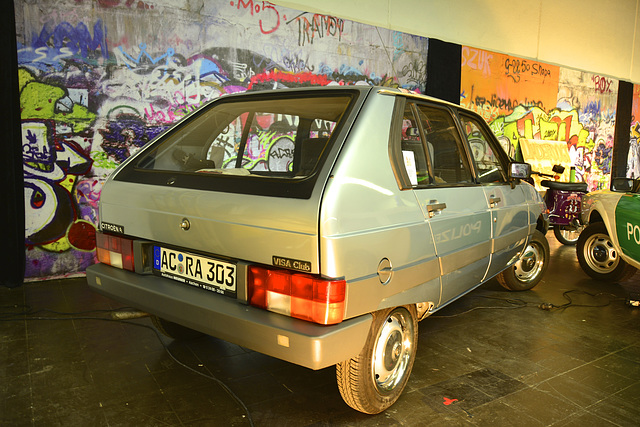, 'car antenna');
375,26,399,85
